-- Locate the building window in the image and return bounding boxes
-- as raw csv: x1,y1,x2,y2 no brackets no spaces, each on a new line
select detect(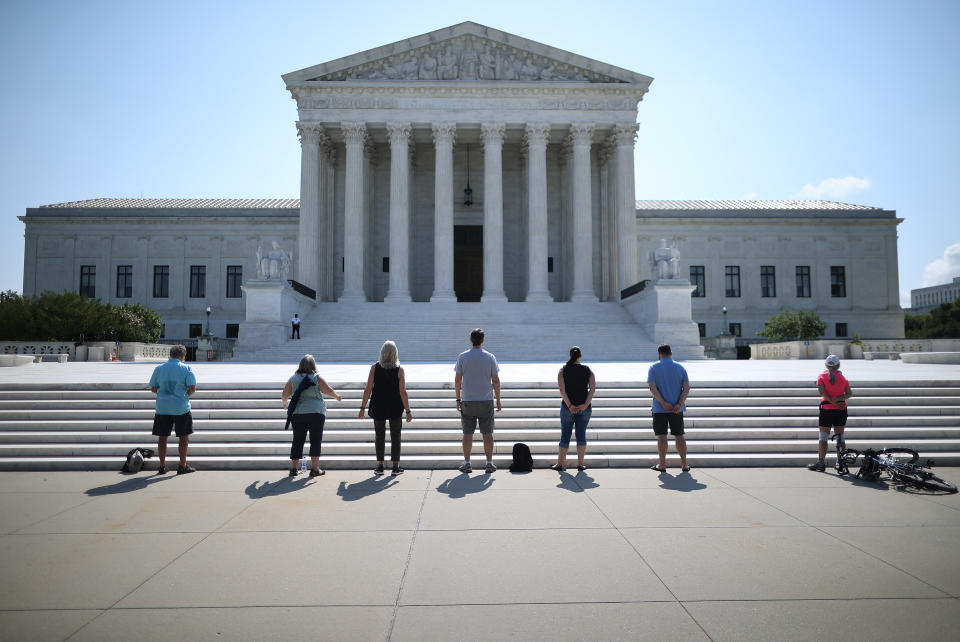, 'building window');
115,265,132,298
690,266,705,297
831,266,846,297
835,322,848,338
697,322,706,338
760,265,776,298
382,257,389,273
225,323,240,339
724,266,741,297
729,322,742,337
153,265,169,298
226,265,242,298
189,265,206,298
548,257,554,273
796,266,811,298
188,324,203,338
79,265,96,298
